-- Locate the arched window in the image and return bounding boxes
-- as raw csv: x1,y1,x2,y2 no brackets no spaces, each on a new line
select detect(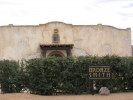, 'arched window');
51,53,62,57
48,51,65,57
53,29,60,43
53,34,59,42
